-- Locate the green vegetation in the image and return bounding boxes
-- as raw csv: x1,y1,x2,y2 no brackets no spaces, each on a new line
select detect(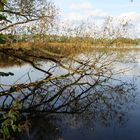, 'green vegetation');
0,106,24,140
91,37,140,46
0,34,6,44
